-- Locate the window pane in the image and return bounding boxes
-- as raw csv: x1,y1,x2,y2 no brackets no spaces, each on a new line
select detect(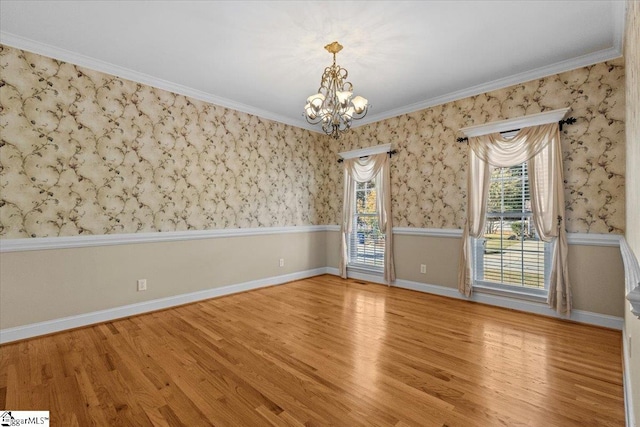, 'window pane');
482,217,546,288
349,214,385,268
349,179,385,269
355,181,377,214
478,163,548,290
487,164,530,214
